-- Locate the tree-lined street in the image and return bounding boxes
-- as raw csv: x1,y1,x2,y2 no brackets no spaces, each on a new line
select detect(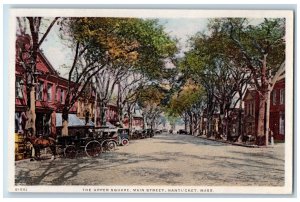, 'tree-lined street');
14,15,288,188
15,134,284,186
